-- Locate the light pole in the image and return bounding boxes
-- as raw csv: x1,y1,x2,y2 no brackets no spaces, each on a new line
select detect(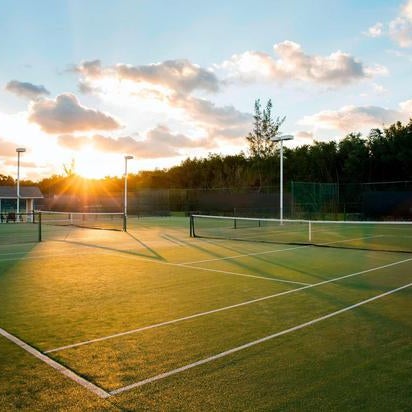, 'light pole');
123,155,134,230
16,148,26,216
271,135,294,223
